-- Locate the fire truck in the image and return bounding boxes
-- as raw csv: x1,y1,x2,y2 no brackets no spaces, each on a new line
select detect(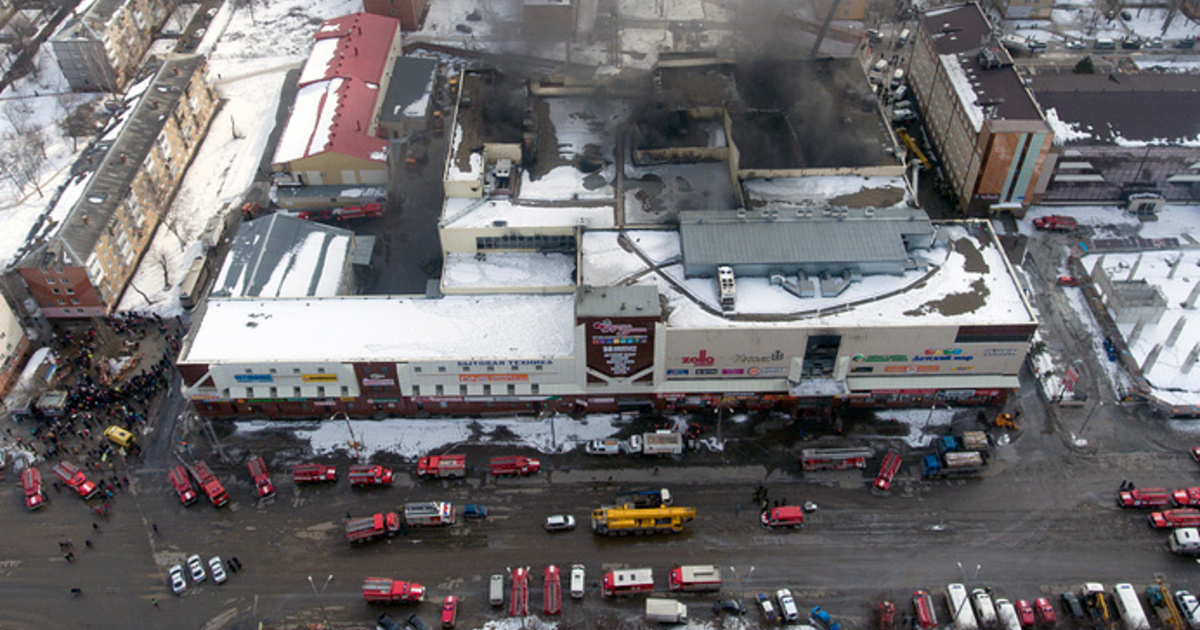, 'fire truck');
509,567,530,617
1173,487,1200,507
168,465,198,506
346,512,401,543
490,456,540,477
800,448,873,472
402,501,455,526
246,456,275,499
668,565,722,592
1150,509,1200,529
22,468,46,510
417,455,466,479
1118,487,1172,508
52,461,99,499
349,464,393,487
544,565,562,615
591,505,696,535
874,450,903,492
602,568,654,597
913,590,939,630
362,577,425,603
297,203,384,222
293,463,338,483
762,505,805,528
187,460,229,507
